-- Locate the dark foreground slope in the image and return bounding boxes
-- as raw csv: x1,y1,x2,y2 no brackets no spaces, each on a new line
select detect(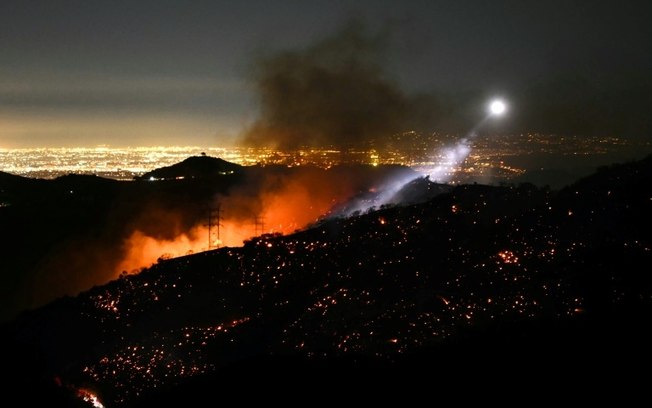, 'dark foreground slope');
2,155,651,405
